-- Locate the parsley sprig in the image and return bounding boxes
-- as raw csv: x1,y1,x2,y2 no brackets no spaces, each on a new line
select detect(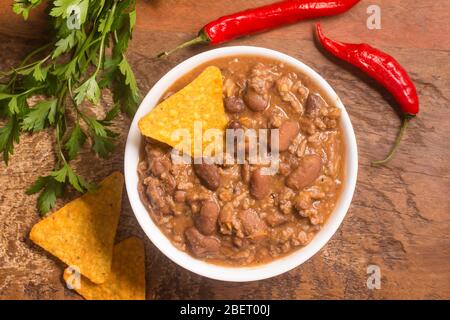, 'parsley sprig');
1,0,139,215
